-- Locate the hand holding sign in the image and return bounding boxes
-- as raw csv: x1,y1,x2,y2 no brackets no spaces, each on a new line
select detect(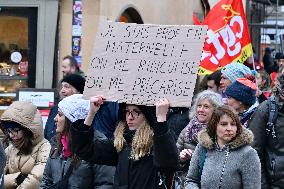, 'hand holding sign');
84,95,105,126
156,98,169,122
89,95,105,114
